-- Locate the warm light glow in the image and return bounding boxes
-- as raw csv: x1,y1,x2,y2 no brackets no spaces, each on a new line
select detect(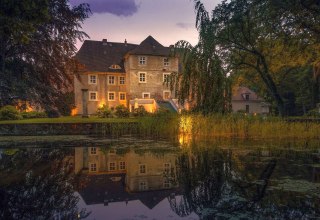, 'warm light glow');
98,99,106,108
179,116,193,133
71,108,78,116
